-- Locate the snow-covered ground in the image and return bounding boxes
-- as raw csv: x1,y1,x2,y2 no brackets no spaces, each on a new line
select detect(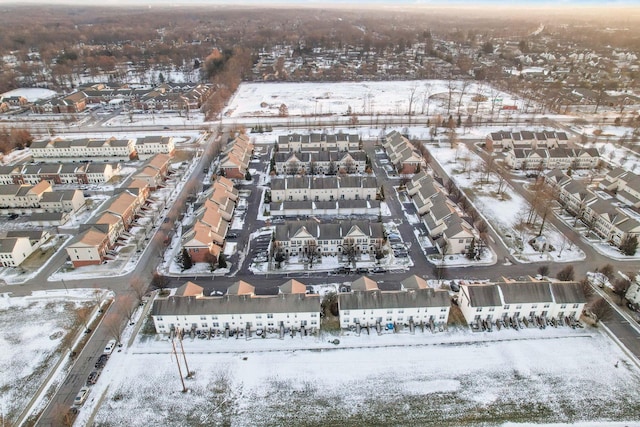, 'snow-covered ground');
428,143,585,264
81,324,640,427
103,112,205,127
224,80,526,118
0,290,97,425
0,87,57,102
